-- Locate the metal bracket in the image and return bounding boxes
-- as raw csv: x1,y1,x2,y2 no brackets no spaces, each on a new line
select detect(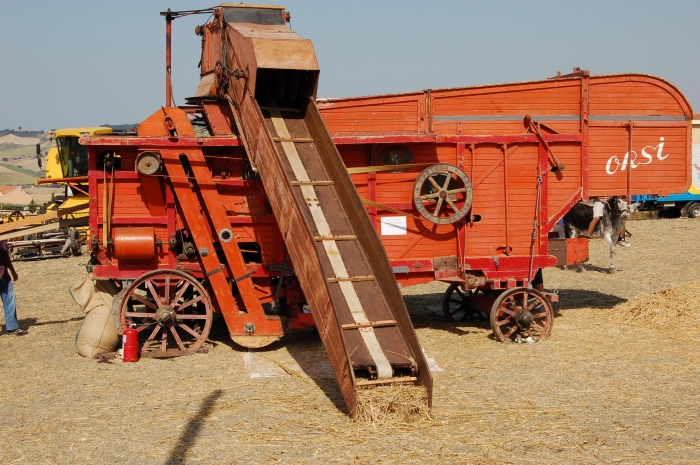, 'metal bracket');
205,264,226,277
524,114,565,172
